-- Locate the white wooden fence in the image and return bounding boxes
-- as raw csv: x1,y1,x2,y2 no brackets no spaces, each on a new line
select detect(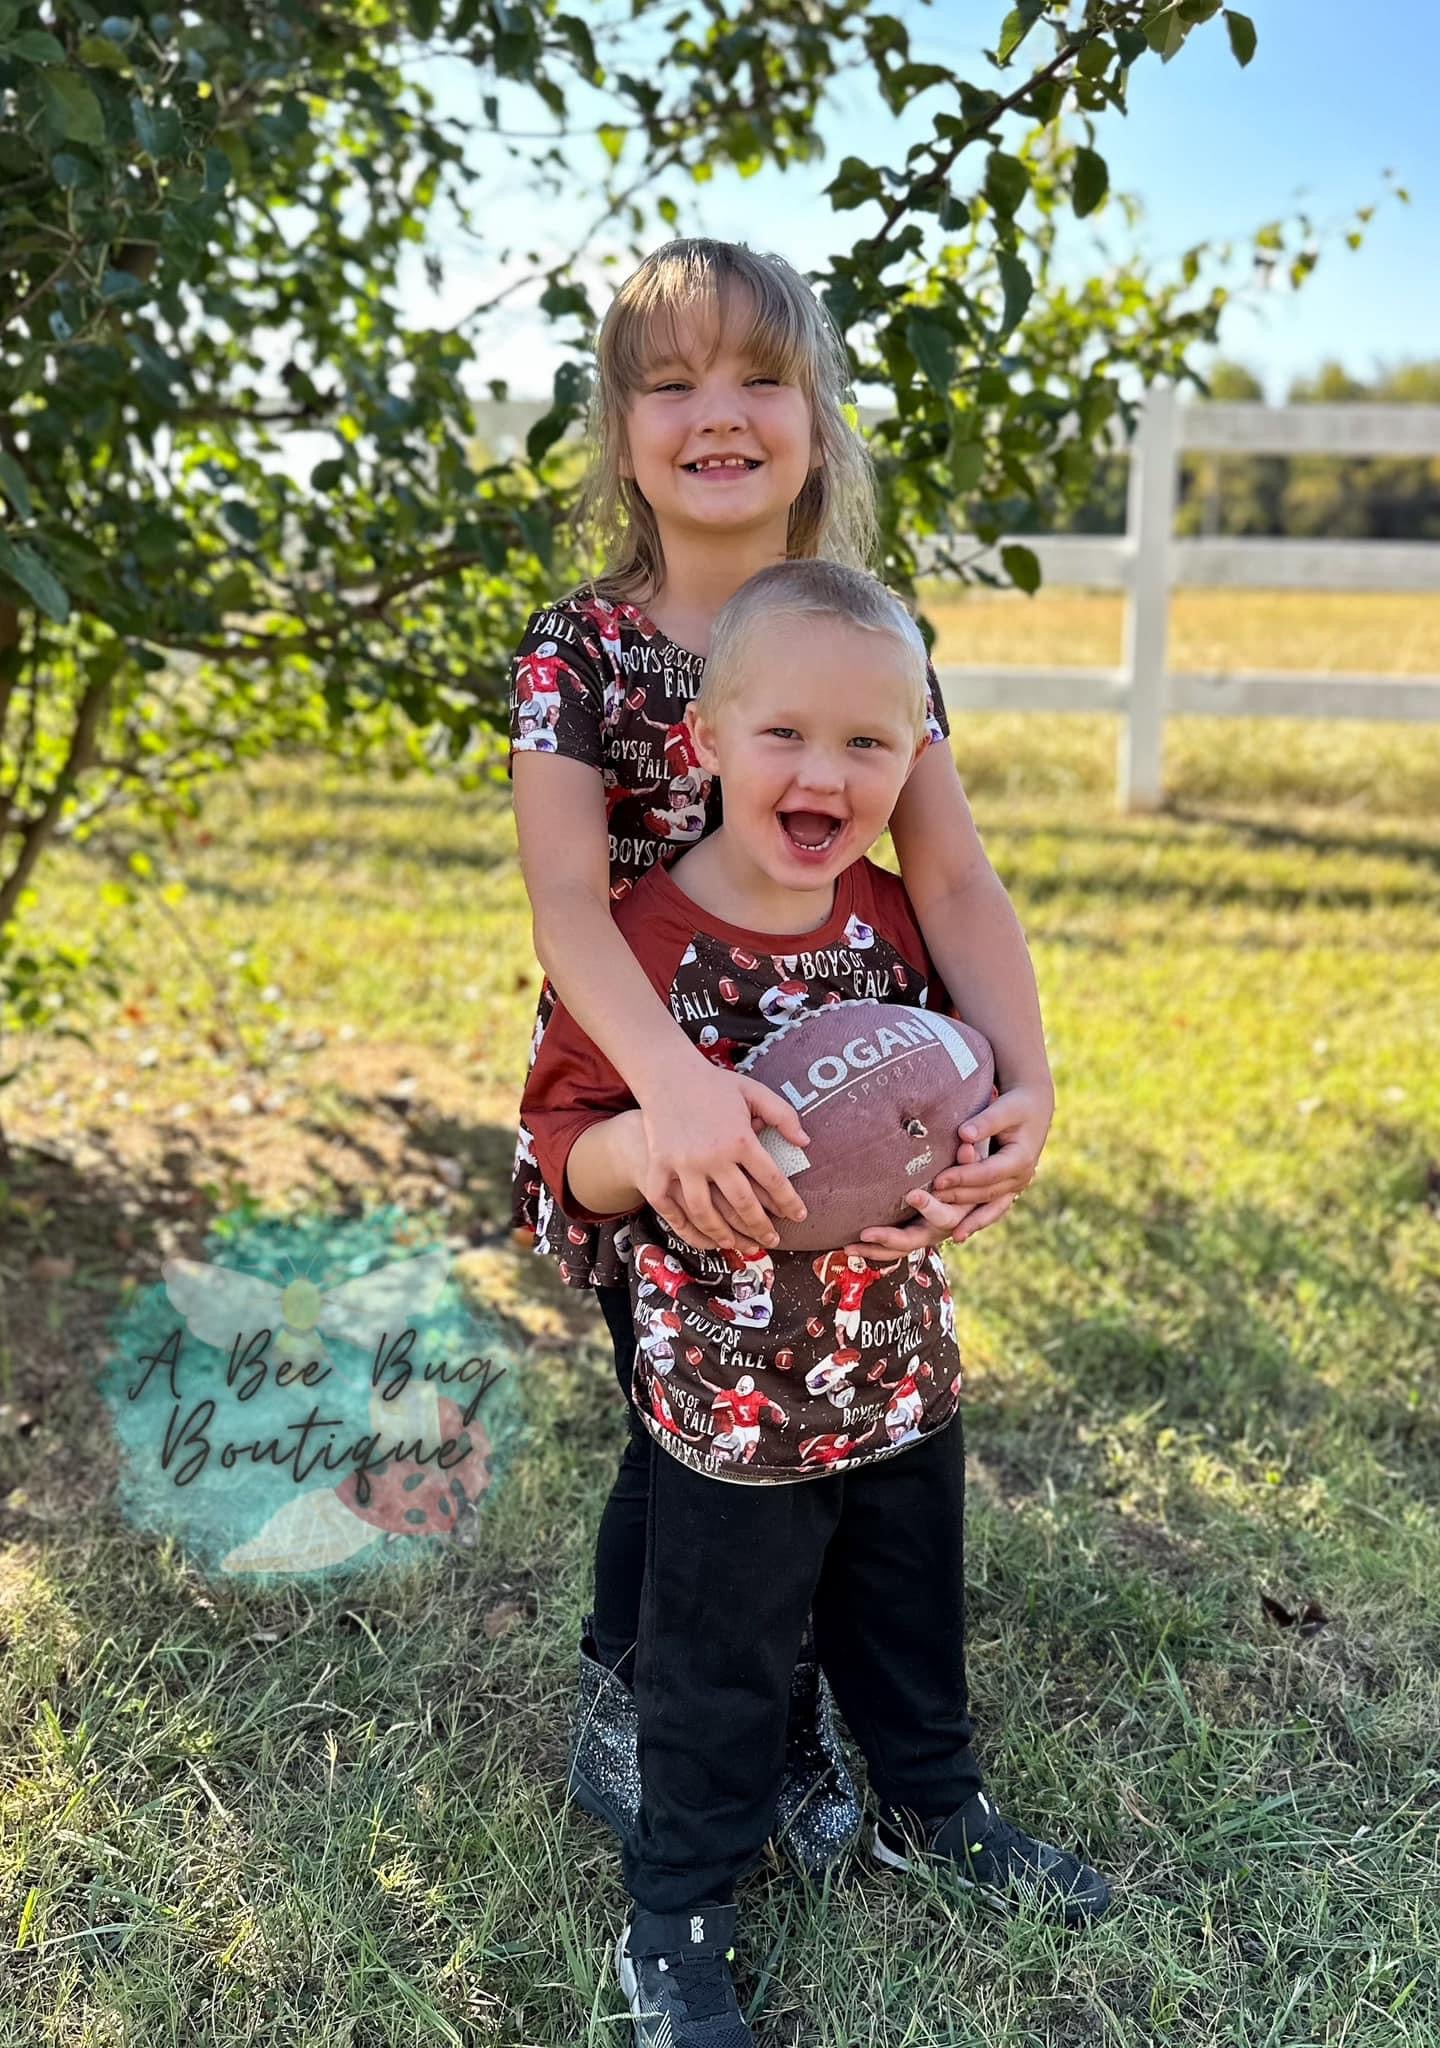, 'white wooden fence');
477,391,1440,810
927,387,1440,808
